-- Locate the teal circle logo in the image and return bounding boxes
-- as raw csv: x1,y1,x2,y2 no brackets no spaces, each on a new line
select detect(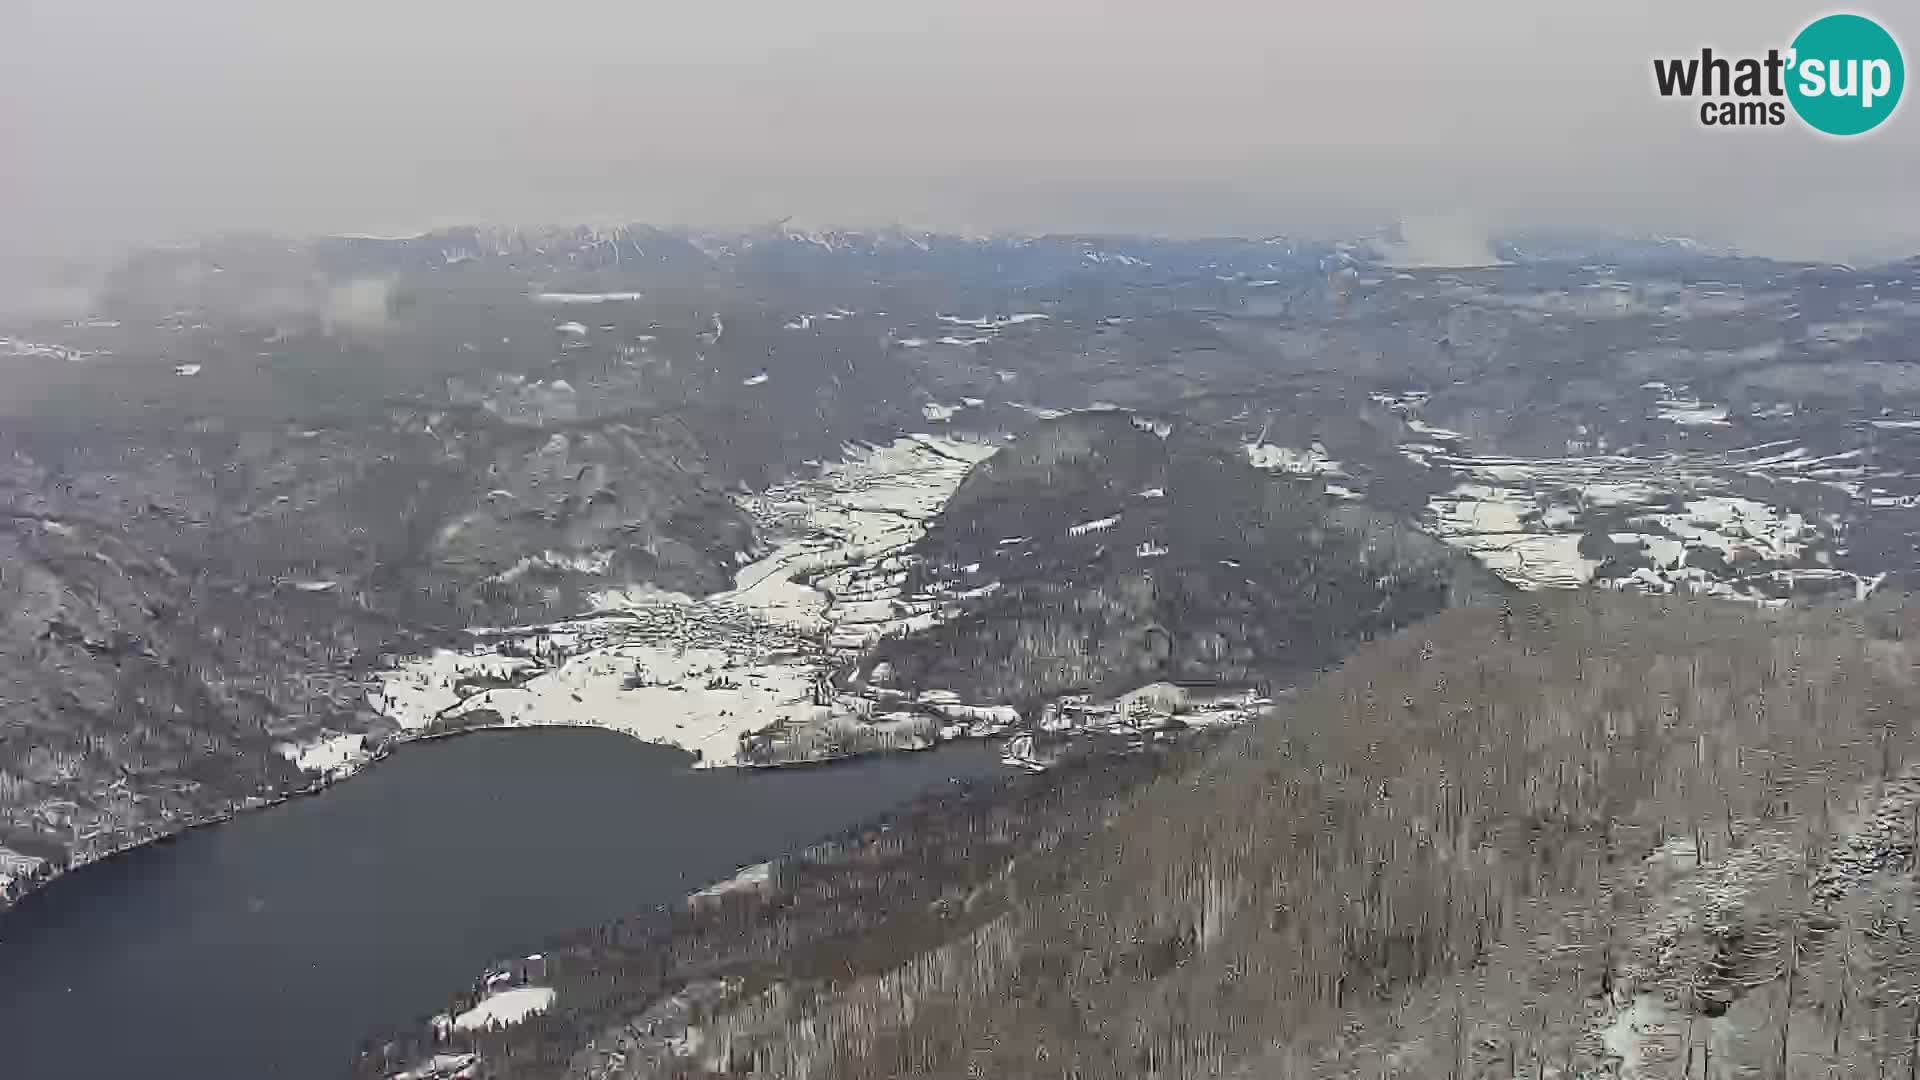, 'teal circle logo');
1787,14,1904,135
